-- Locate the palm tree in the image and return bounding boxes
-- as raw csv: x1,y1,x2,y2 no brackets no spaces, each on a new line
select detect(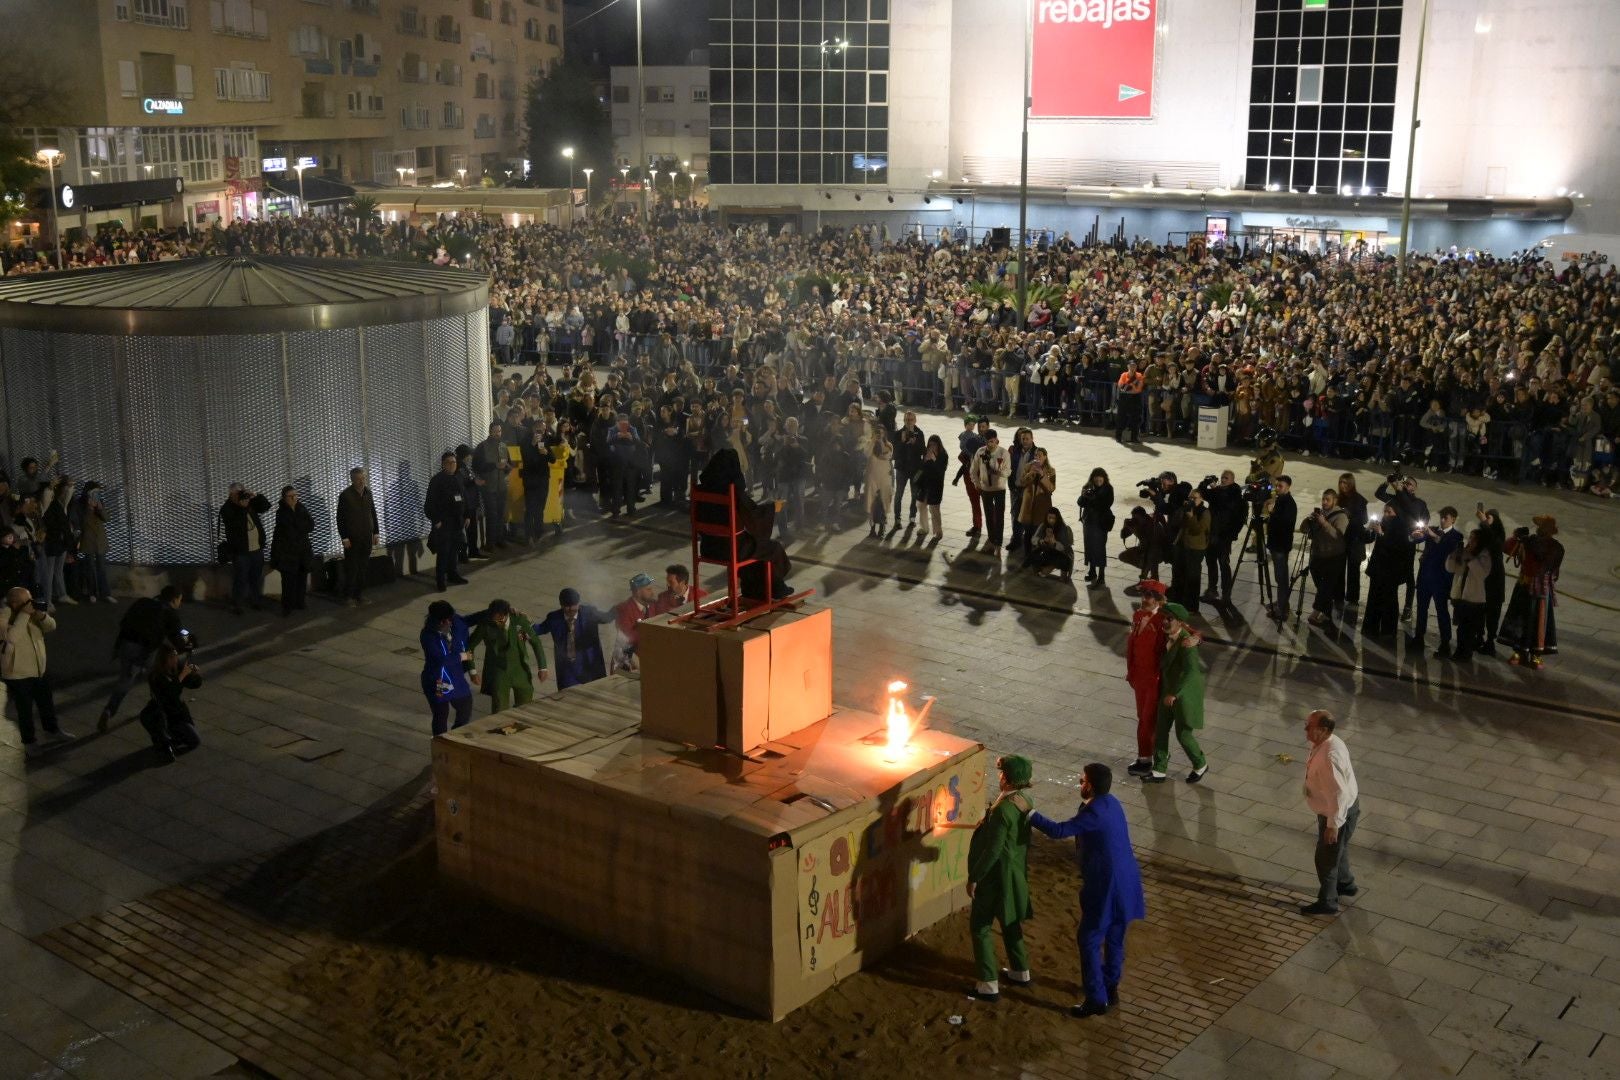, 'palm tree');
347,195,379,235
